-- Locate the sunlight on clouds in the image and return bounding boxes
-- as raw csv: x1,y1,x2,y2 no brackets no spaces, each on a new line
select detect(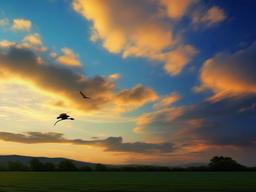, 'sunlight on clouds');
12,19,32,31
164,44,198,75
197,42,256,101
21,33,47,52
108,73,120,80
0,40,16,48
56,48,81,67
160,0,196,19
154,92,181,109
72,0,198,76
115,84,158,112
192,6,226,27
23,33,42,46
0,45,159,118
